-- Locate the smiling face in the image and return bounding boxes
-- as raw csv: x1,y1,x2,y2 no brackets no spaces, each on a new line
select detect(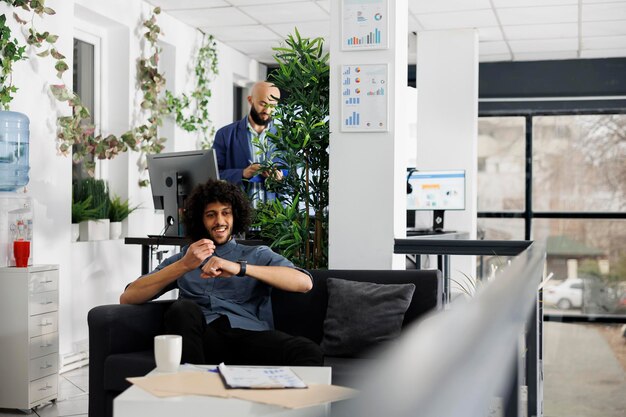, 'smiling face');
203,201,234,245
